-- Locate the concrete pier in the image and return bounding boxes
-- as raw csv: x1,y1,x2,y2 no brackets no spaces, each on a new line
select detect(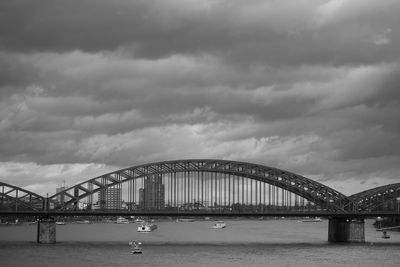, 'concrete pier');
328,218,365,243
37,218,56,244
